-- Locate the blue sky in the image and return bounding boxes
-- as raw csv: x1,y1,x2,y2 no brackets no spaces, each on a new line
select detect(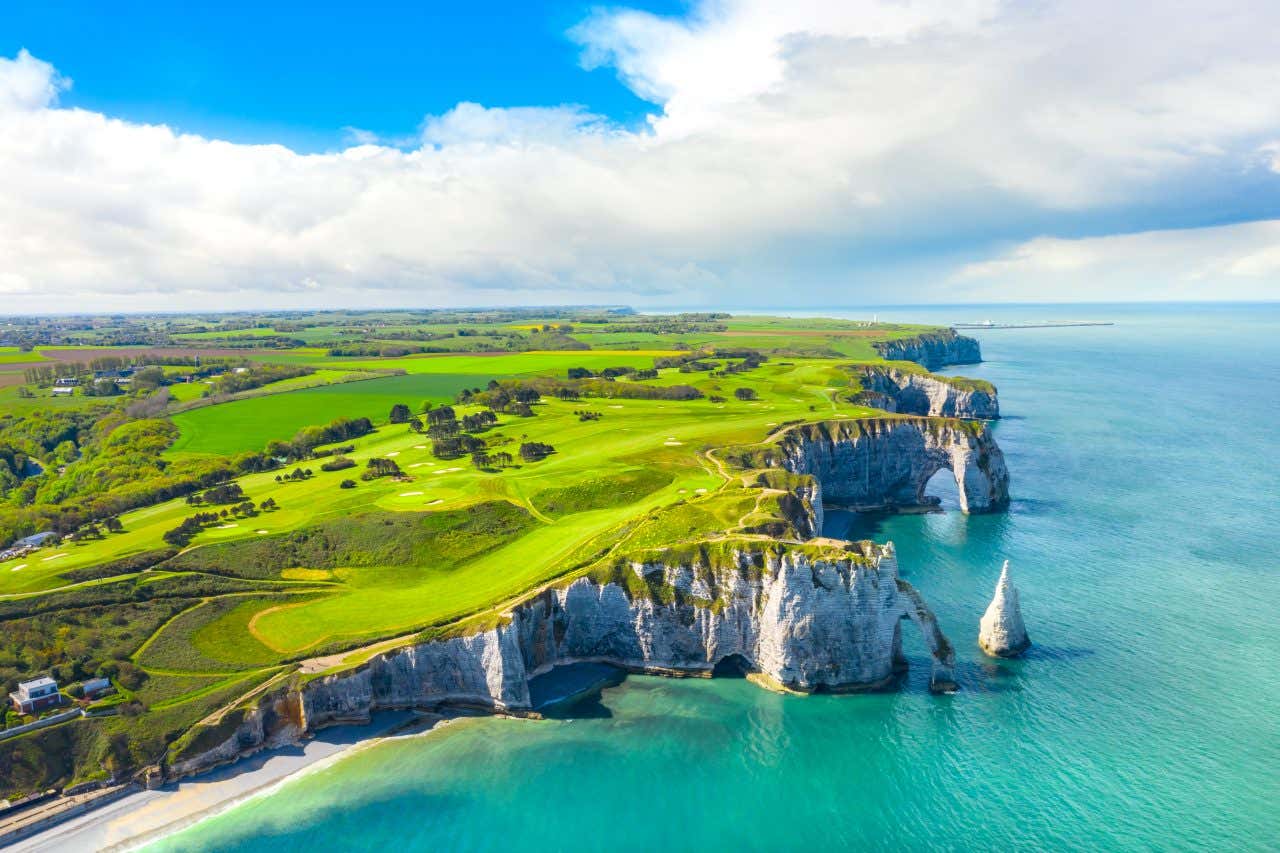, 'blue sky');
0,1,682,151
0,0,1277,310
